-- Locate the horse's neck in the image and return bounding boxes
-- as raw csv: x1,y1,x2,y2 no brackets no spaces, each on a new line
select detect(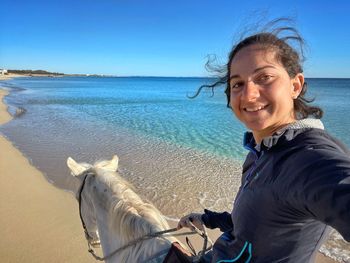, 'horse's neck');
90,184,176,262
